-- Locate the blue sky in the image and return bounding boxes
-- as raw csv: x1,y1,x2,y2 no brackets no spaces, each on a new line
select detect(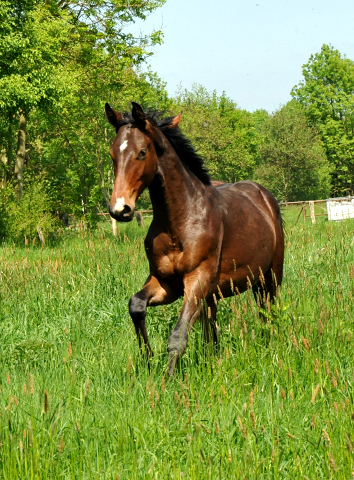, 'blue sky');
130,0,354,112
